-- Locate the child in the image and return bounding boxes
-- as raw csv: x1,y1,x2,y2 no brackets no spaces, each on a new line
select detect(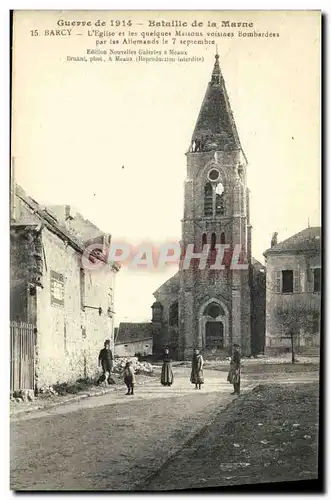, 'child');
123,361,136,395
